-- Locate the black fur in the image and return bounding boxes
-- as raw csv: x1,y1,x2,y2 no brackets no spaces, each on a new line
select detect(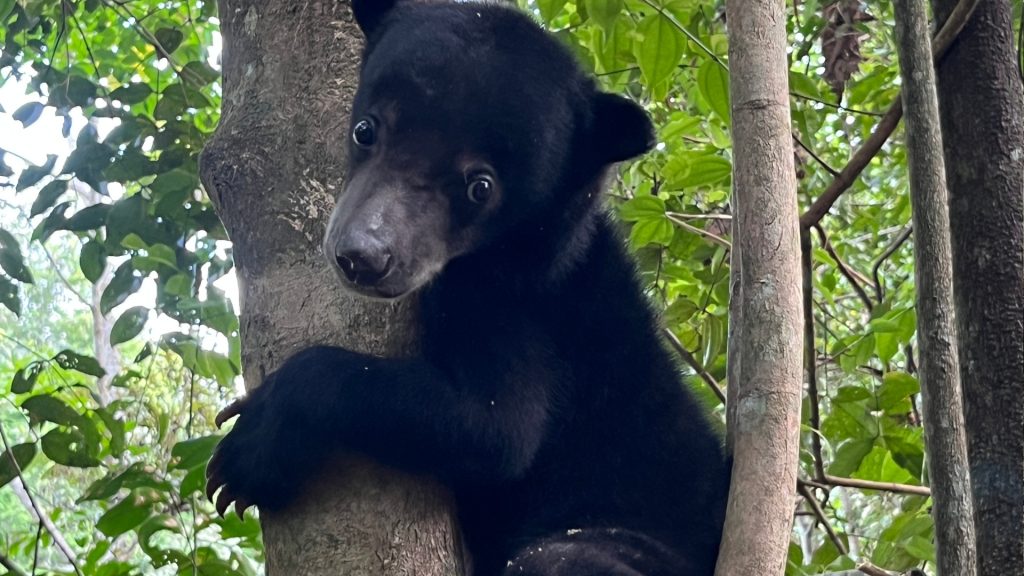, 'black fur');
206,2,729,575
